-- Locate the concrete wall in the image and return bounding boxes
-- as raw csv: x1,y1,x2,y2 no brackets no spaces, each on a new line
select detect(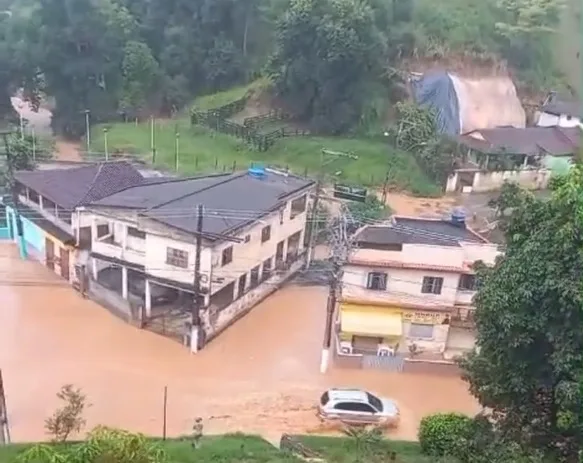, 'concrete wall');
537,111,581,128
446,168,552,193
210,194,307,295
203,258,305,339
86,189,308,298
343,264,462,307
